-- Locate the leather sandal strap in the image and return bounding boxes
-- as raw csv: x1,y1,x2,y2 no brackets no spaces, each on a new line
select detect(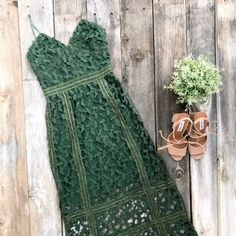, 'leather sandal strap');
190,127,208,138
158,114,193,151
194,116,210,125
158,140,188,151
192,119,210,137
188,141,206,152
158,130,188,151
172,117,193,142
172,117,193,129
